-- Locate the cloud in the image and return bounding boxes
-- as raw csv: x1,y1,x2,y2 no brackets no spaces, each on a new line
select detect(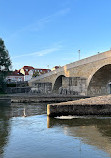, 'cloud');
8,8,70,38
55,8,70,16
12,47,60,59
28,8,70,31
